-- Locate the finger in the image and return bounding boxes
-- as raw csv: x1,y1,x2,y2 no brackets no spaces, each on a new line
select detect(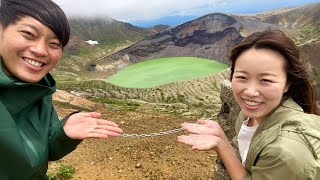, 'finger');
177,135,193,145
79,112,101,118
89,129,121,138
191,146,199,150
187,134,201,138
90,112,102,118
96,124,123,134
177,135,197,145
198,119,207,124
181,123,198,129
191,144,209,151
89,133,109,139
180,122,192,127
182,124,204,134
95,119,119,127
